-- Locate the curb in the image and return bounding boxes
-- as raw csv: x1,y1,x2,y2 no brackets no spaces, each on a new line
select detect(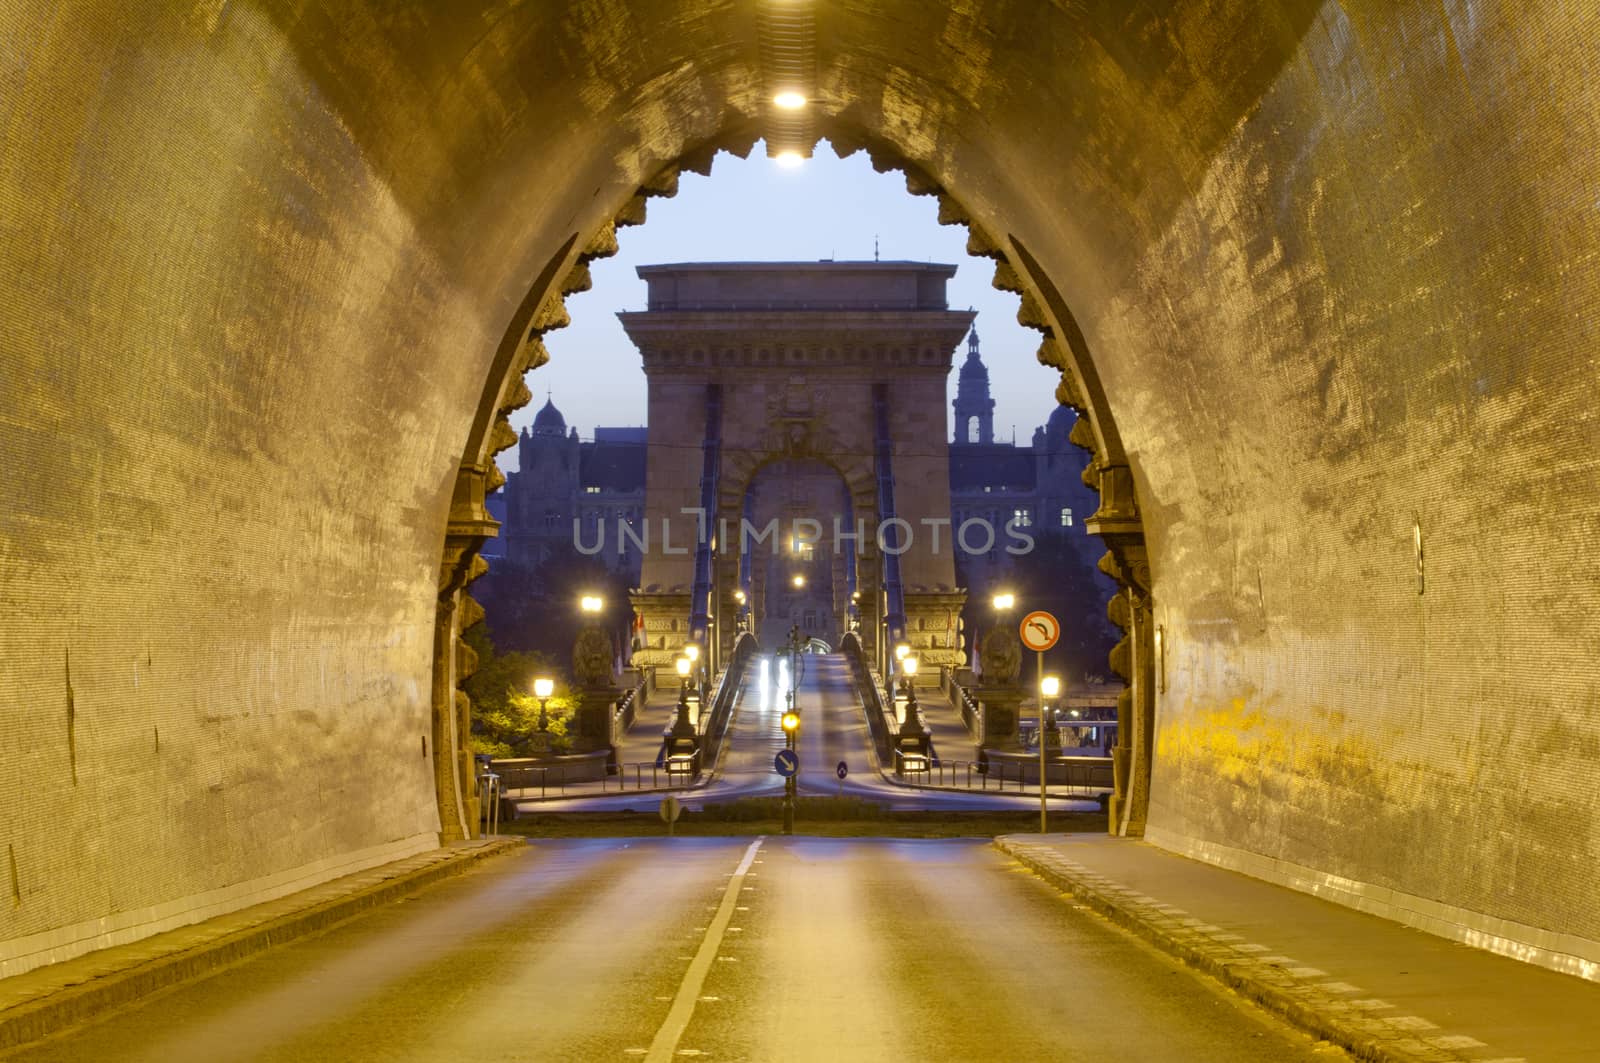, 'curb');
0,838,524,1053
994,837,1490,1063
